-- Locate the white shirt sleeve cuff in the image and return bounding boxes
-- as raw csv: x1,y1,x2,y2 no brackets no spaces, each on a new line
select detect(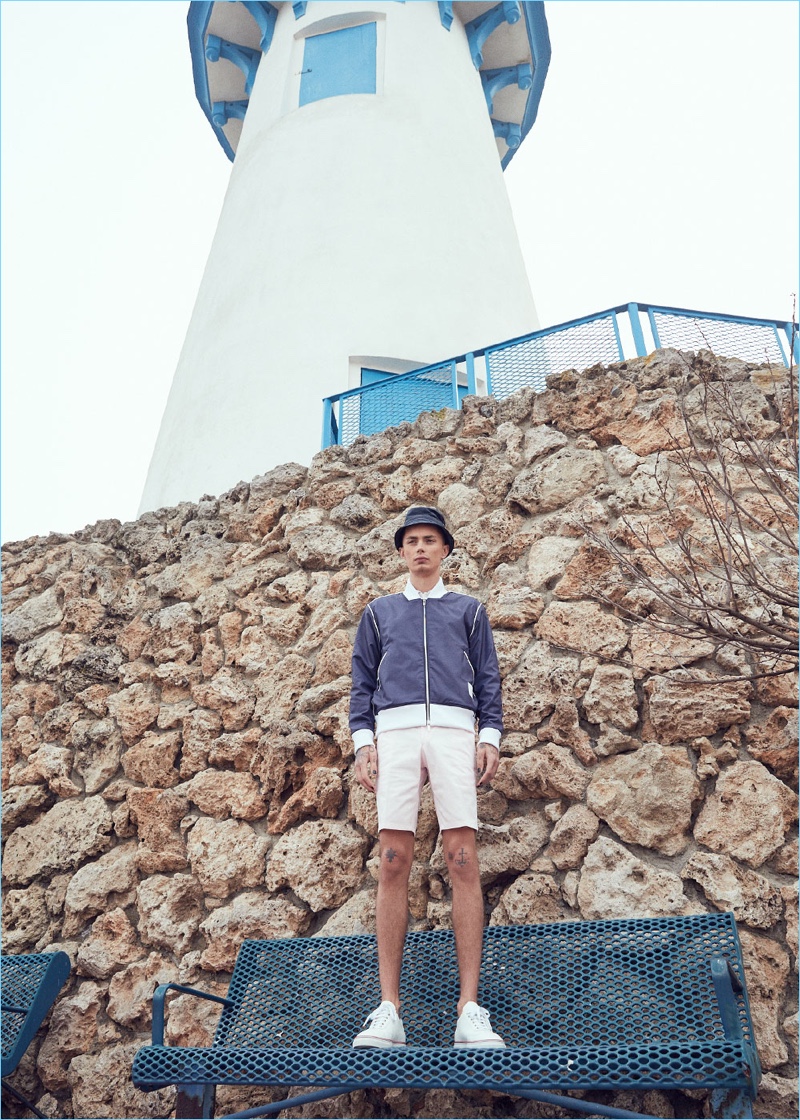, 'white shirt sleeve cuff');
352,729,375,751
478,728,501,750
